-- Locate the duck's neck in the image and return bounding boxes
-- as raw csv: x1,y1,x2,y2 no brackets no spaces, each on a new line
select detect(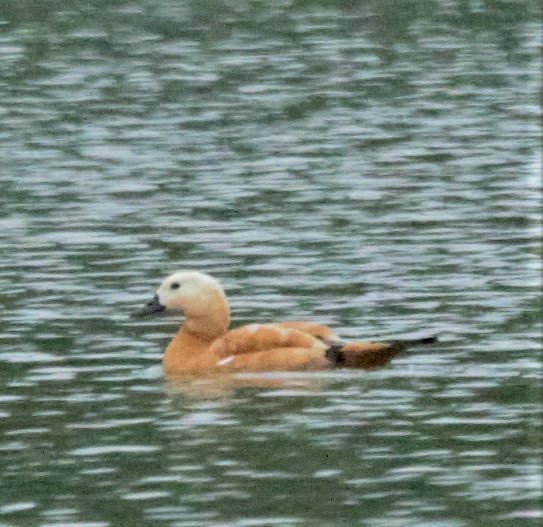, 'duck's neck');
182,314,229,341
180,294,230,342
